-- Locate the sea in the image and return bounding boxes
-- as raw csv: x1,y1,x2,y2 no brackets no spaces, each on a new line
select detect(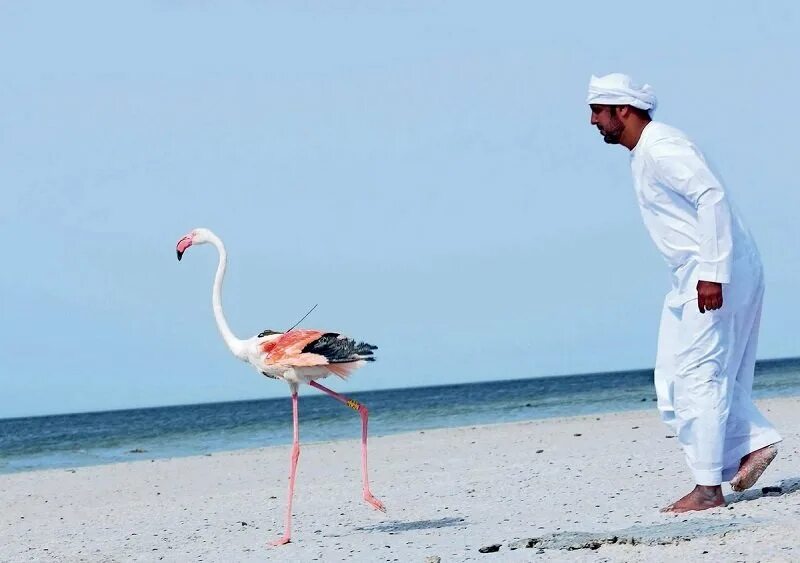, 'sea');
2,358,799,475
